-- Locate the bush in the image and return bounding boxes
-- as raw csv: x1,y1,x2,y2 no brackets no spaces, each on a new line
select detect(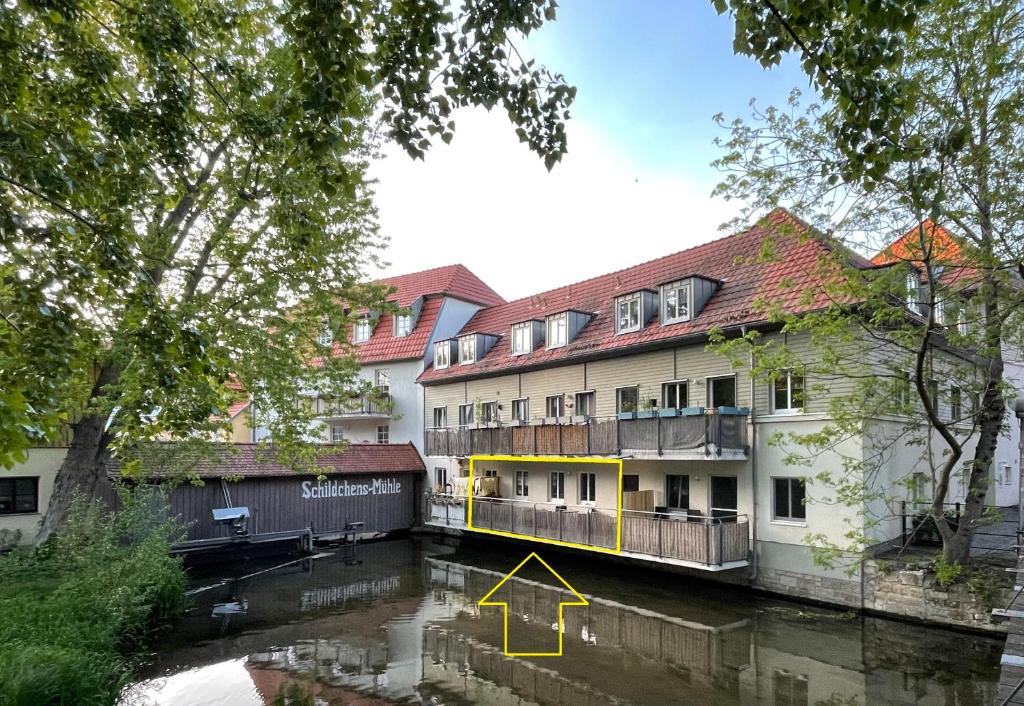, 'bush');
0,488,187,706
